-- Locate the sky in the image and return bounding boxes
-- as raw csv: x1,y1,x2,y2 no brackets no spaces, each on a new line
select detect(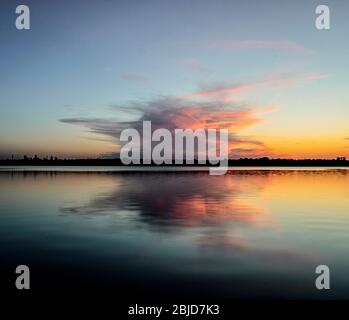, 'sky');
0,0,348,159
